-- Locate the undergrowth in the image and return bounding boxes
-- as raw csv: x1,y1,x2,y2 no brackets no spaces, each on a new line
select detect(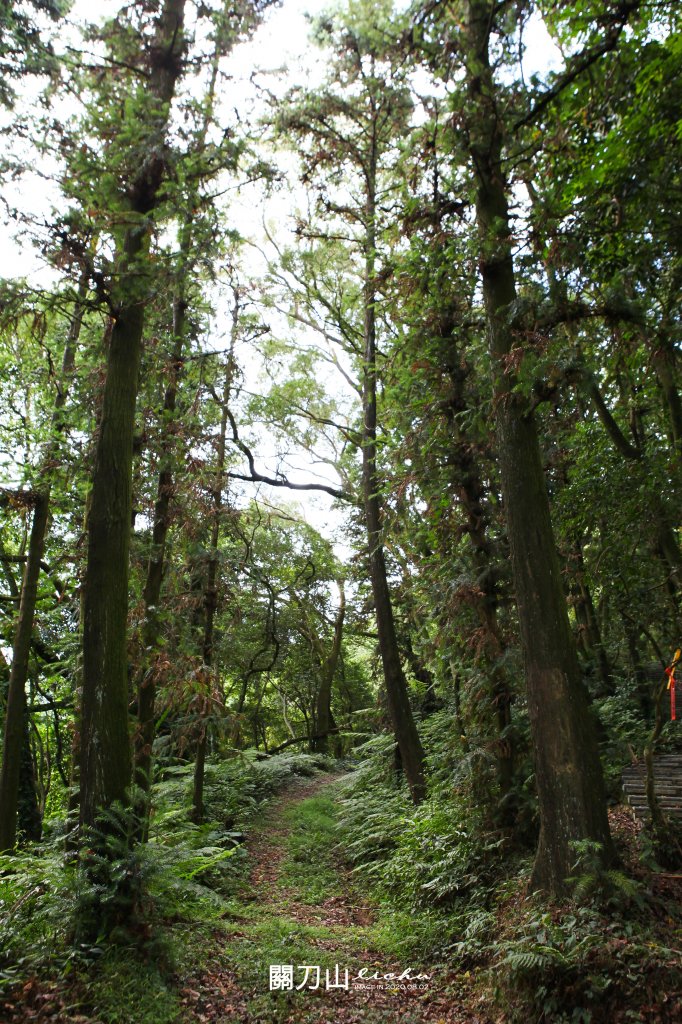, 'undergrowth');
0,749,335,1023
336,729,682,1023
